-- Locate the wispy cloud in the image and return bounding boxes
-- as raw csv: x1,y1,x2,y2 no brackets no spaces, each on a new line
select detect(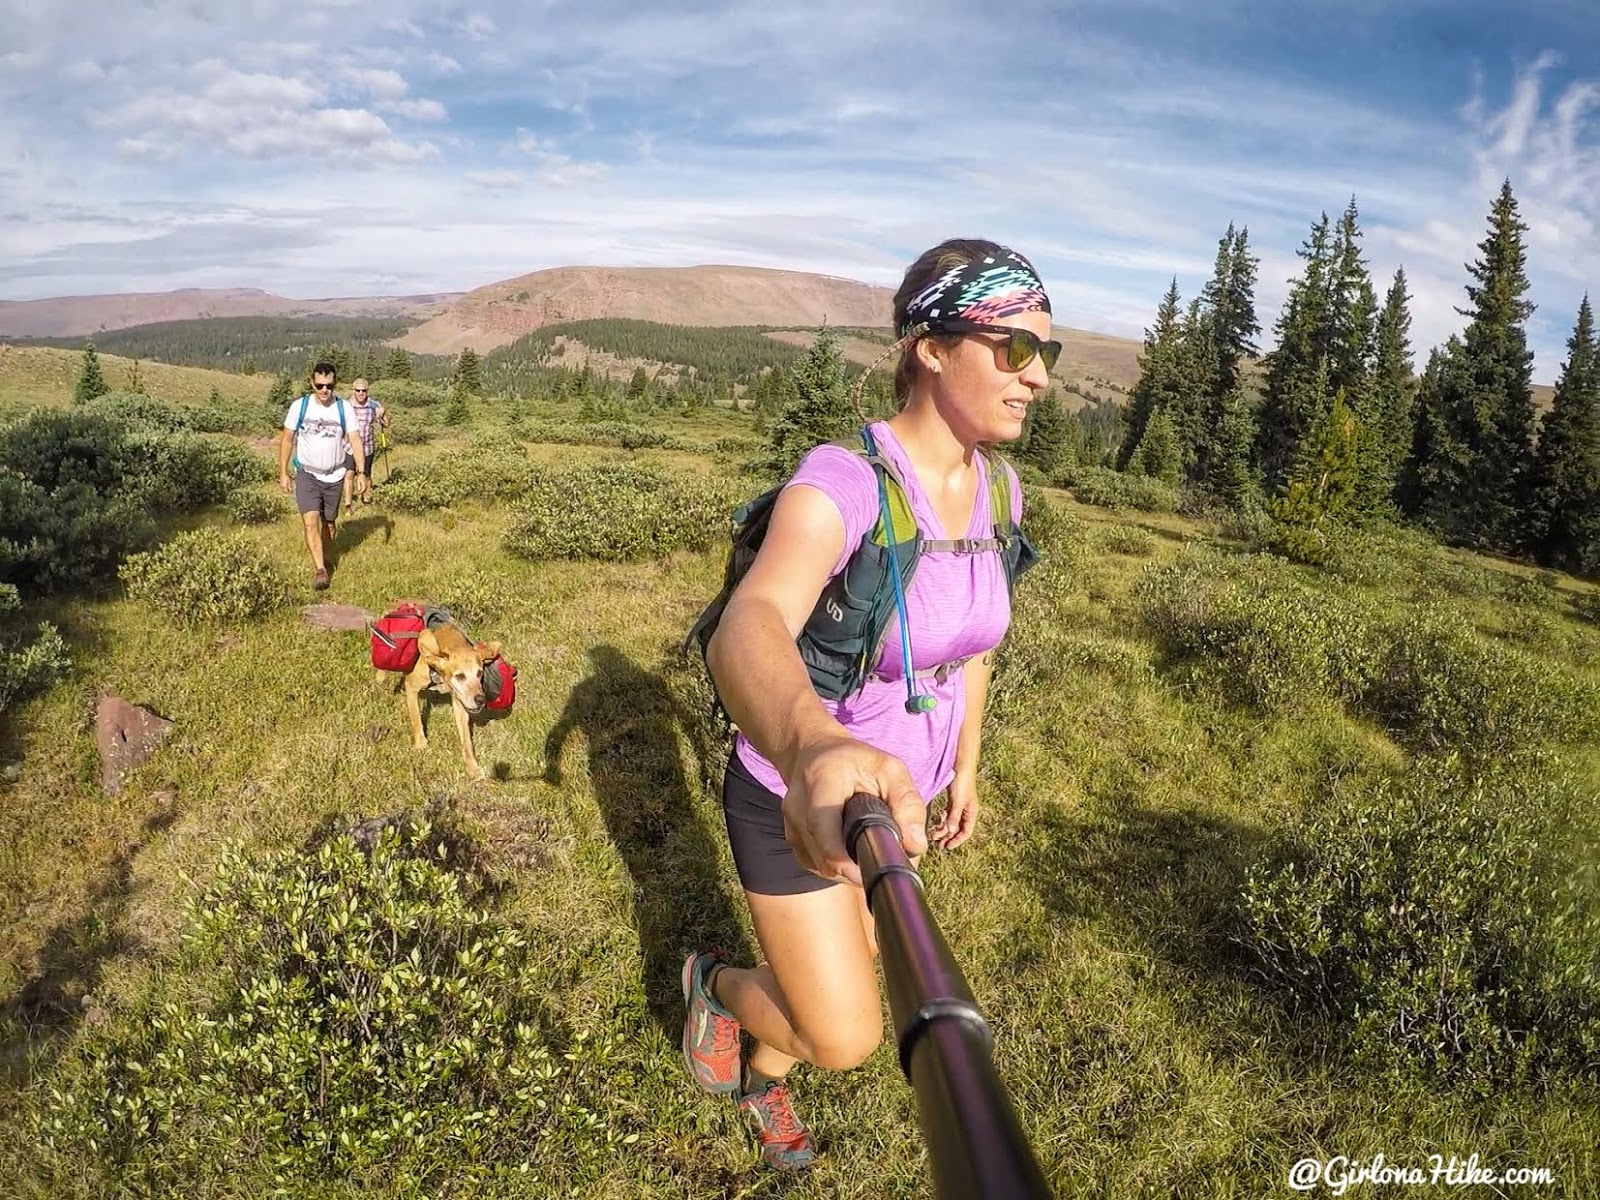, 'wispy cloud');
0,1,1594,379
